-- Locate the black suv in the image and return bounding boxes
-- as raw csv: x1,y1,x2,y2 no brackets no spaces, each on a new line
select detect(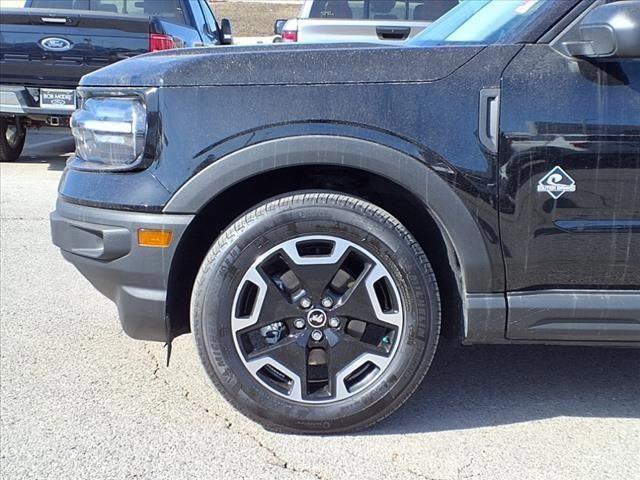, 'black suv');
51,0,640,433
